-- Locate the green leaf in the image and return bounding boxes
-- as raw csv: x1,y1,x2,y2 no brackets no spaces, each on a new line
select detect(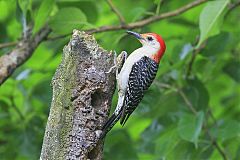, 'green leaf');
57,1,98,23
33,0,55,34
202,32,233,57
185,78,210,110
130,7,146,22
213,119,240,141
196,0,229,48
49,7,87,34
178,111,204,146
155,126,180,157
